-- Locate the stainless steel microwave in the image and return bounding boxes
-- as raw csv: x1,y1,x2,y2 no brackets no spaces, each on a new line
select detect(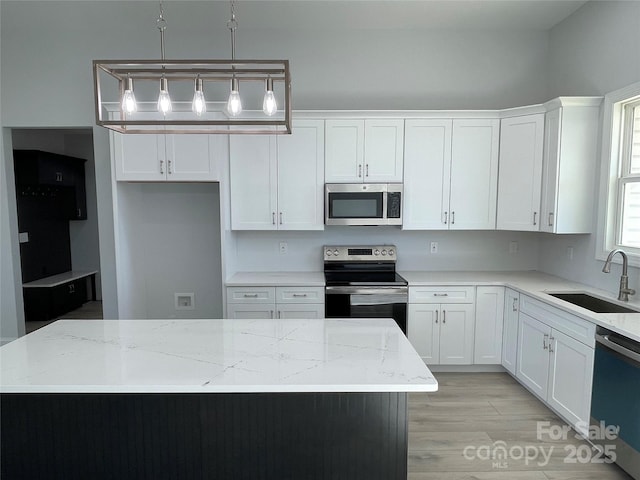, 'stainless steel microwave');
325,183,403,226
